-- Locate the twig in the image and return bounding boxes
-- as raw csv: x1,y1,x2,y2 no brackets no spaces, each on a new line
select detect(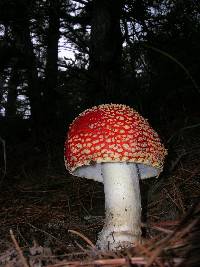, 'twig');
150,226,173,234
46,256,183,267
10,229,30,267
167,122,200,143
137,242,165,267
144,44,200,94
27,222,66,246
68,229,96,249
